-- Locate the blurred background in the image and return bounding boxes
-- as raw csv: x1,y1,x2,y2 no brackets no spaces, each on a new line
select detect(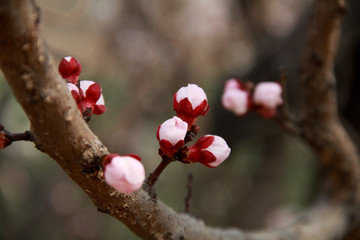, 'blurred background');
0,0,359,239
